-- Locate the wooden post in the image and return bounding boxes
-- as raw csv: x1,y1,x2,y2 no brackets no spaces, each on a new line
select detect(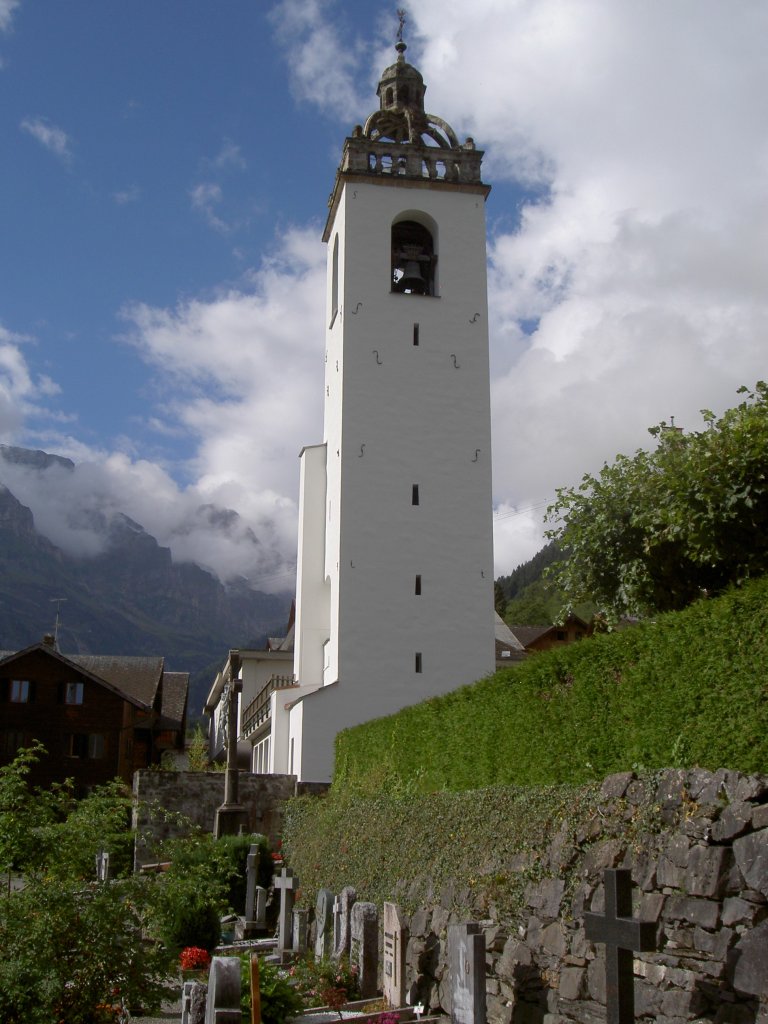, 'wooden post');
250,954,261,1024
